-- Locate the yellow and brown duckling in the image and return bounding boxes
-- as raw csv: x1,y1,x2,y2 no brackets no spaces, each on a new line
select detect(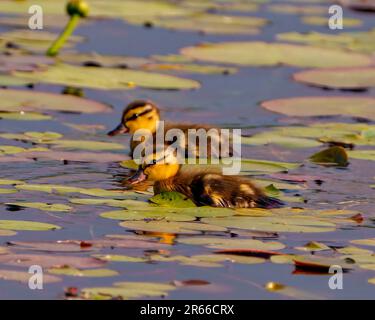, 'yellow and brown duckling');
108,100,232,158
128,151,283,209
